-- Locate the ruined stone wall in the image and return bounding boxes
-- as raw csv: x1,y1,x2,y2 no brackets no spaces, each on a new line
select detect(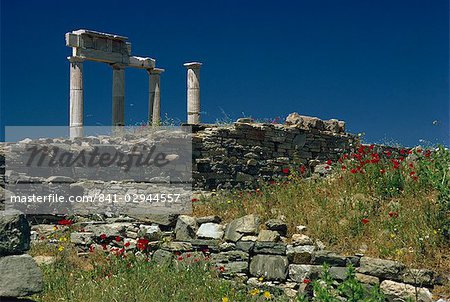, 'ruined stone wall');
192,115,356,190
